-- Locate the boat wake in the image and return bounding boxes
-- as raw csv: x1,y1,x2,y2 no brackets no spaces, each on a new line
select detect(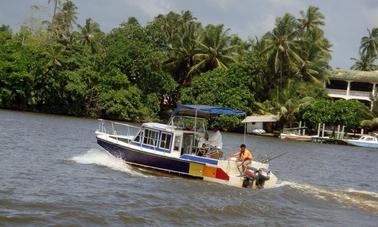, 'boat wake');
70,149,148,177
276,181,378,214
